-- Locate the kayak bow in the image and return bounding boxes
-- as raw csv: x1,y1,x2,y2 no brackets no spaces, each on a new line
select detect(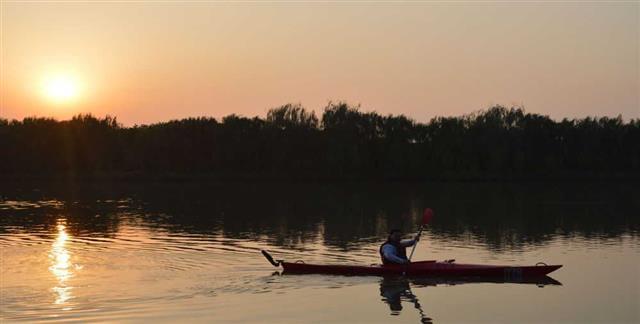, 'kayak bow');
261,250,561,278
